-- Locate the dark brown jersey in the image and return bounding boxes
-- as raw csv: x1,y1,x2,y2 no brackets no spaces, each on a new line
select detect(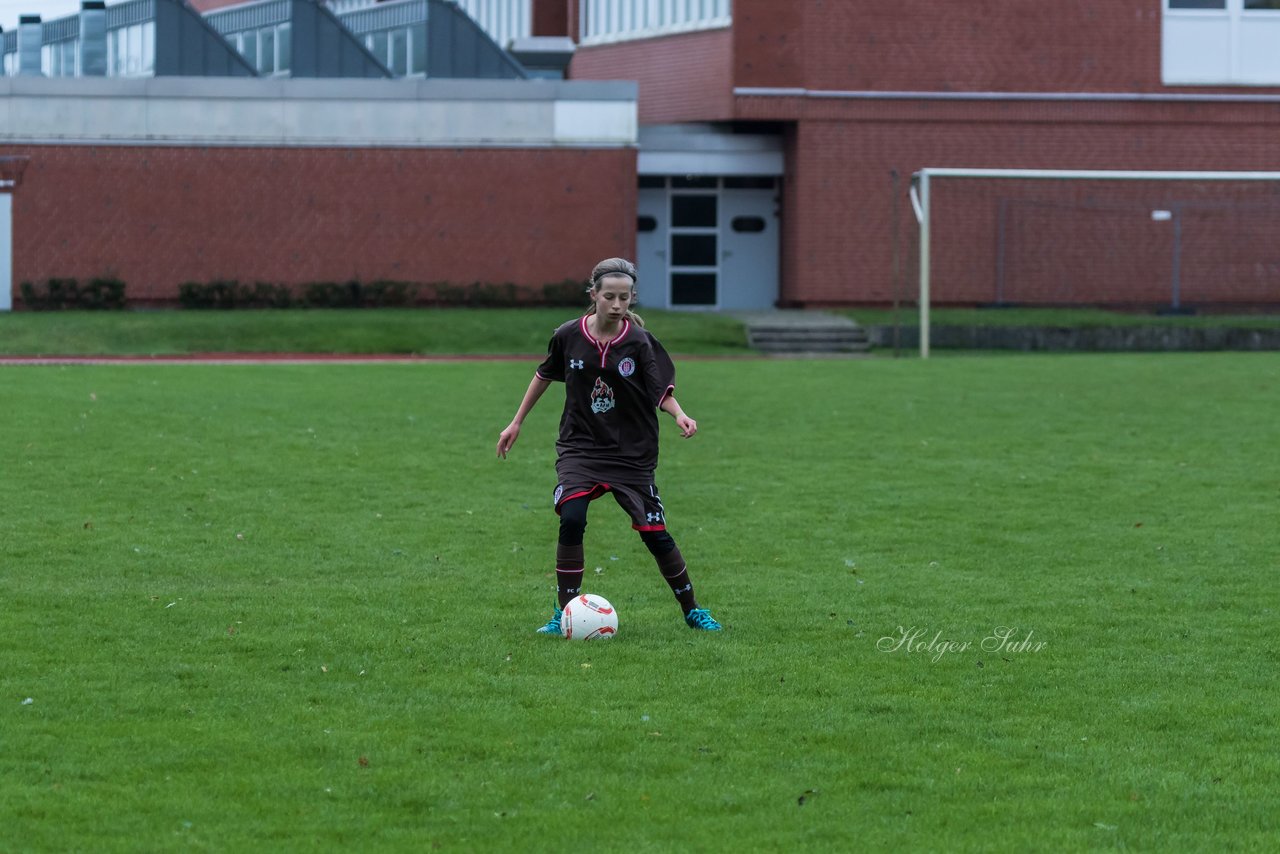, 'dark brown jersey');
536,315,676,482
